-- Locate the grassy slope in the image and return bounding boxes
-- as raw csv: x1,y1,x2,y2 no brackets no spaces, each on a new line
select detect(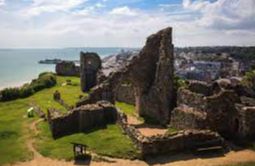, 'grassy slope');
0,100,32,165
0,76,138,165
